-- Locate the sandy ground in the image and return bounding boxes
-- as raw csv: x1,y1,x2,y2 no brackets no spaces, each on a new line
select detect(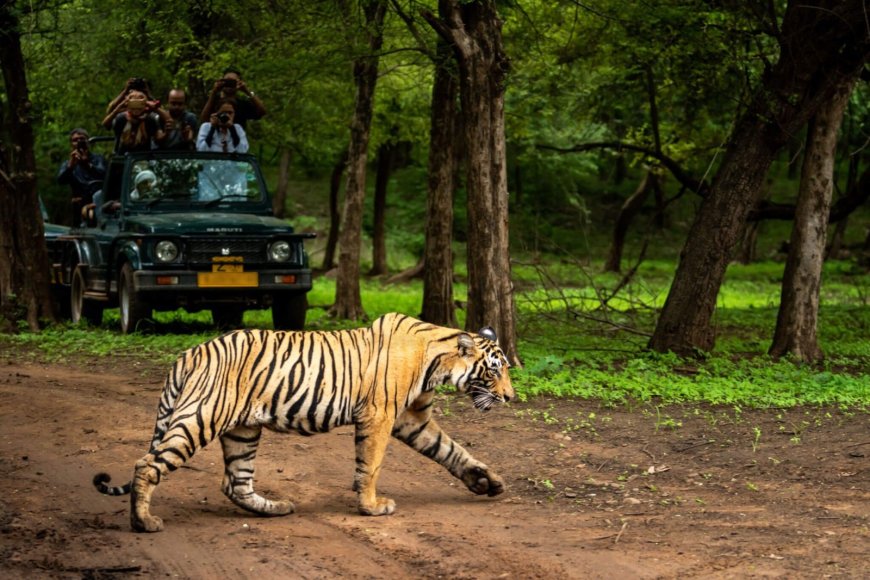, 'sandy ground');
1,351,868,579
